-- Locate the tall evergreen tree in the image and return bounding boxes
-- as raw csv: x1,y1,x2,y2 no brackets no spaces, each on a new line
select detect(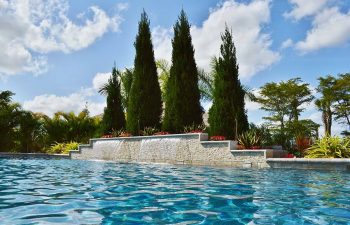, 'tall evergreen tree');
127,11,162,134
163,10,203,132
99,67,126,134
208,26,248,139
